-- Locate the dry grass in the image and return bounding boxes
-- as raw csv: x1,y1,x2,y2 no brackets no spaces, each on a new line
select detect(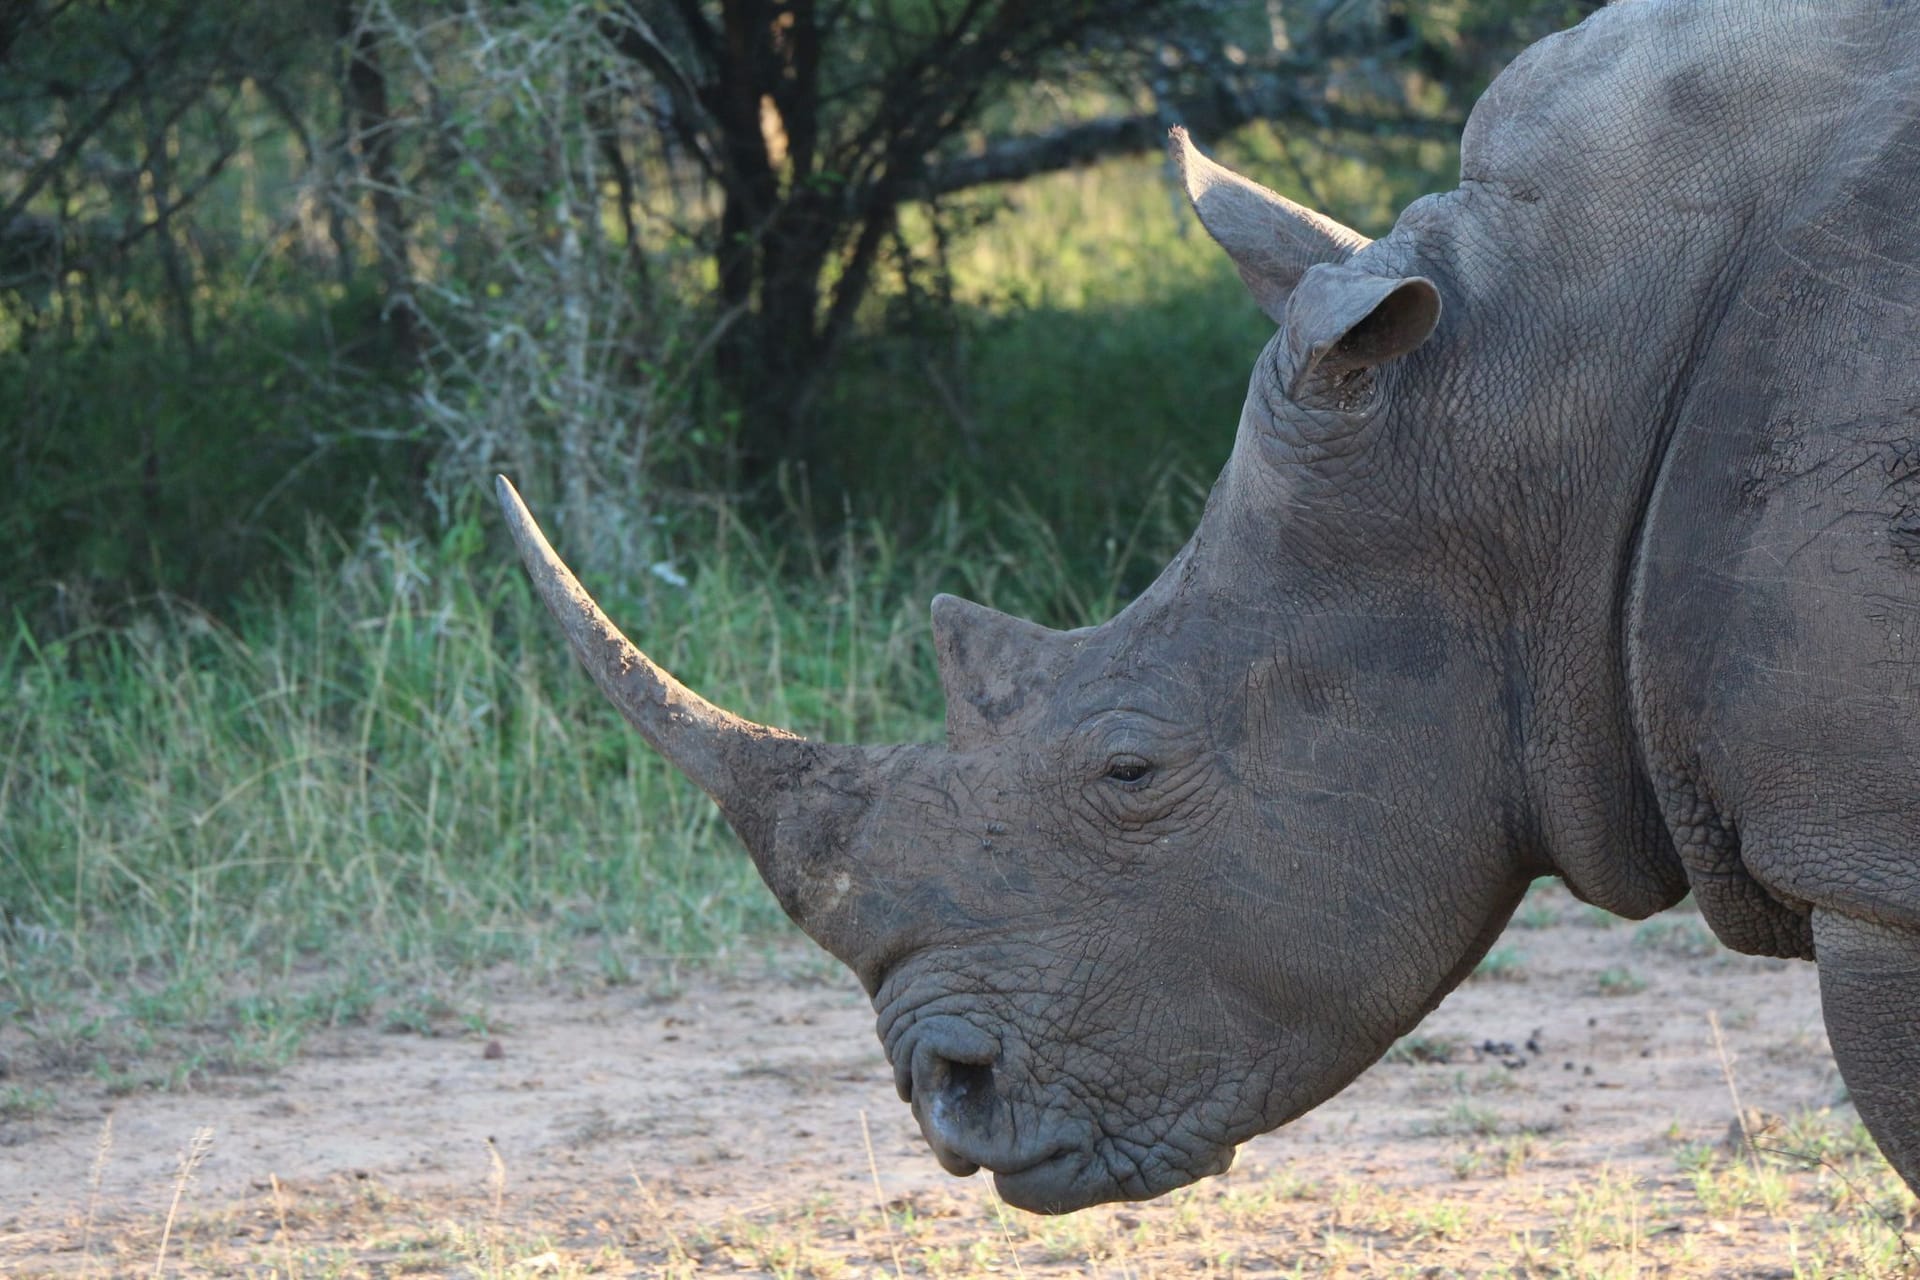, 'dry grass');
8,1107,1912,1279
